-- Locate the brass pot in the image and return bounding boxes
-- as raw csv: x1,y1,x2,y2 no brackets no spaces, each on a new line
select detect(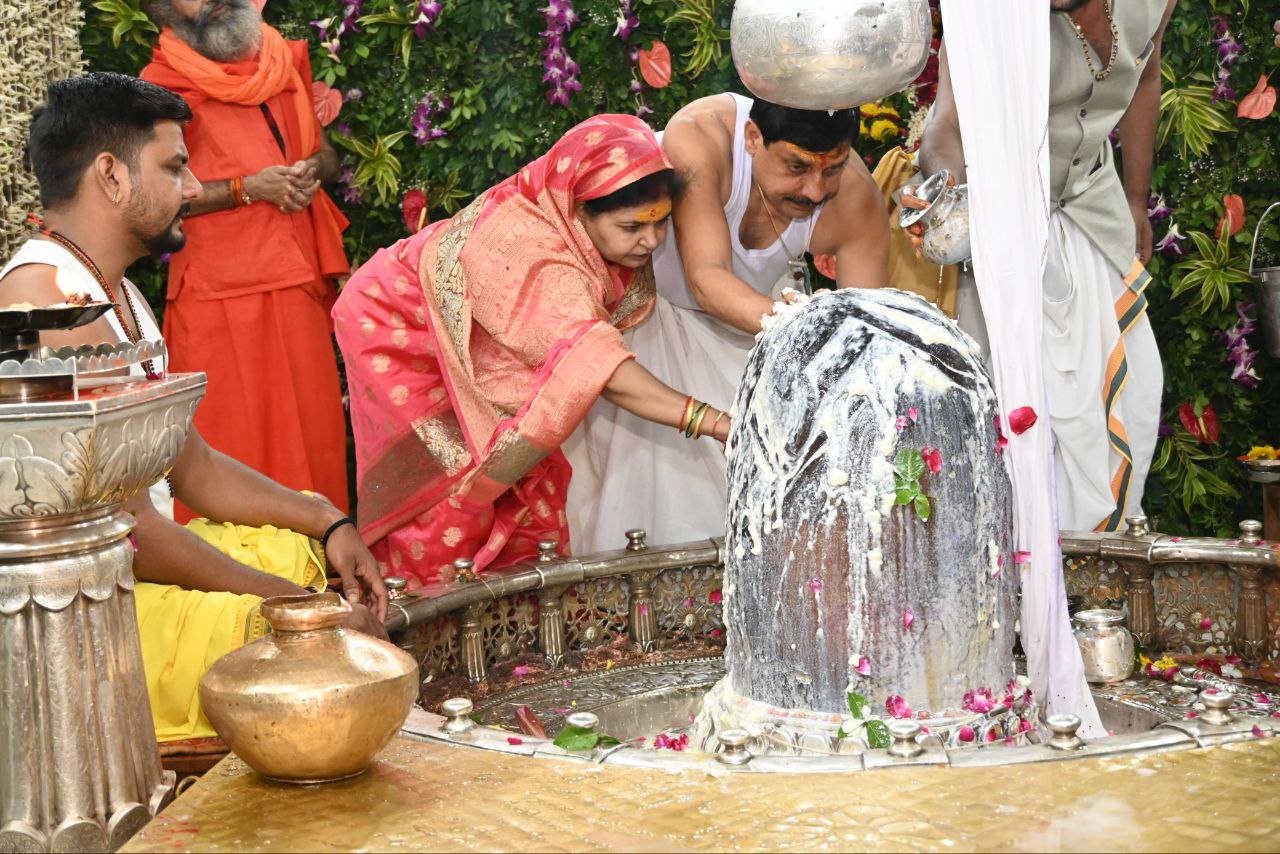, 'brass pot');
199,592,419,784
